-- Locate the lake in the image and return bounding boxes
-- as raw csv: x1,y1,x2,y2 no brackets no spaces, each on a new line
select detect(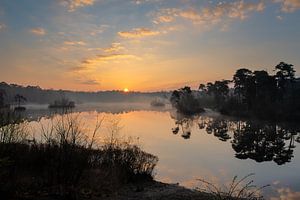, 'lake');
20,103,300,199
